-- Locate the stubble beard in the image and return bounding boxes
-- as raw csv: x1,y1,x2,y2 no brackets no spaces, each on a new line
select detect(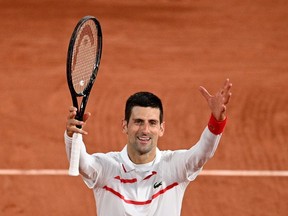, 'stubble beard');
134,136,155,156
